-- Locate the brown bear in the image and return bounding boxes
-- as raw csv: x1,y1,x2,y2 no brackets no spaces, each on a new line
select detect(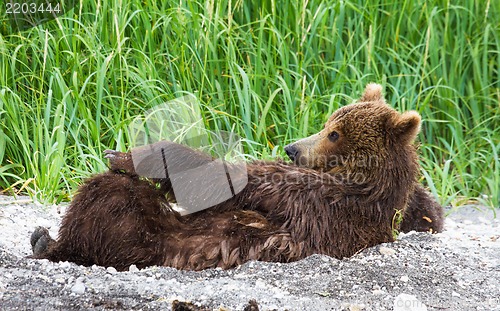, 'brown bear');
282,84,443,234
30,83,444,271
